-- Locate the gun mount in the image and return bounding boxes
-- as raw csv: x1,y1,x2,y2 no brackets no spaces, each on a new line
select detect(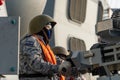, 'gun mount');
68,44,120,80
